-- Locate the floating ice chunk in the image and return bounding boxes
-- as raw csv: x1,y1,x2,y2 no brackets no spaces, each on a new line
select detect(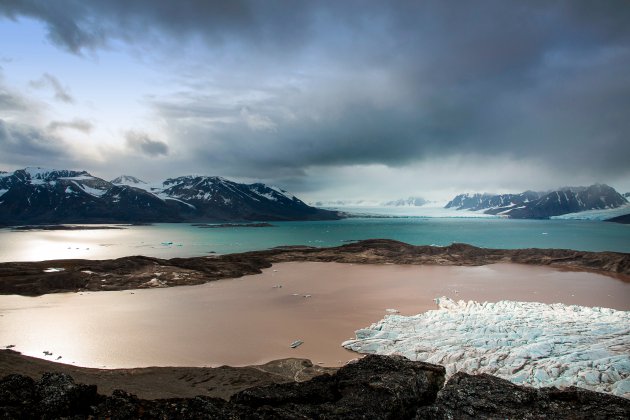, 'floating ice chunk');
43,268,64,273
343,297,630,398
